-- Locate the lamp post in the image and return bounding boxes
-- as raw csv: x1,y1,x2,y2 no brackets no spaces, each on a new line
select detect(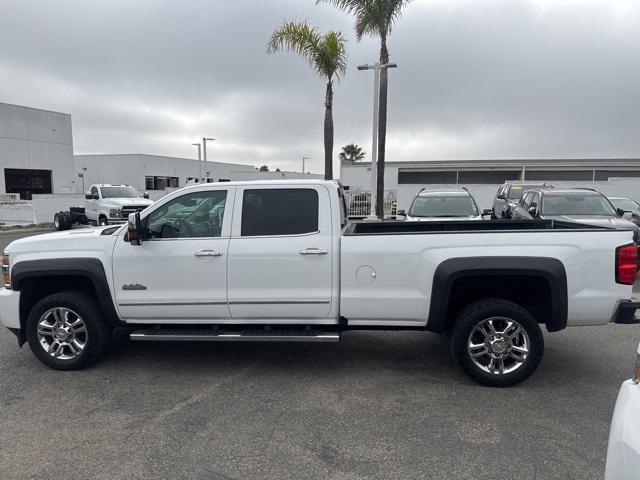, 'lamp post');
192,143,202,182
302,156,310,178
203,137,215,183
357,62,397,221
